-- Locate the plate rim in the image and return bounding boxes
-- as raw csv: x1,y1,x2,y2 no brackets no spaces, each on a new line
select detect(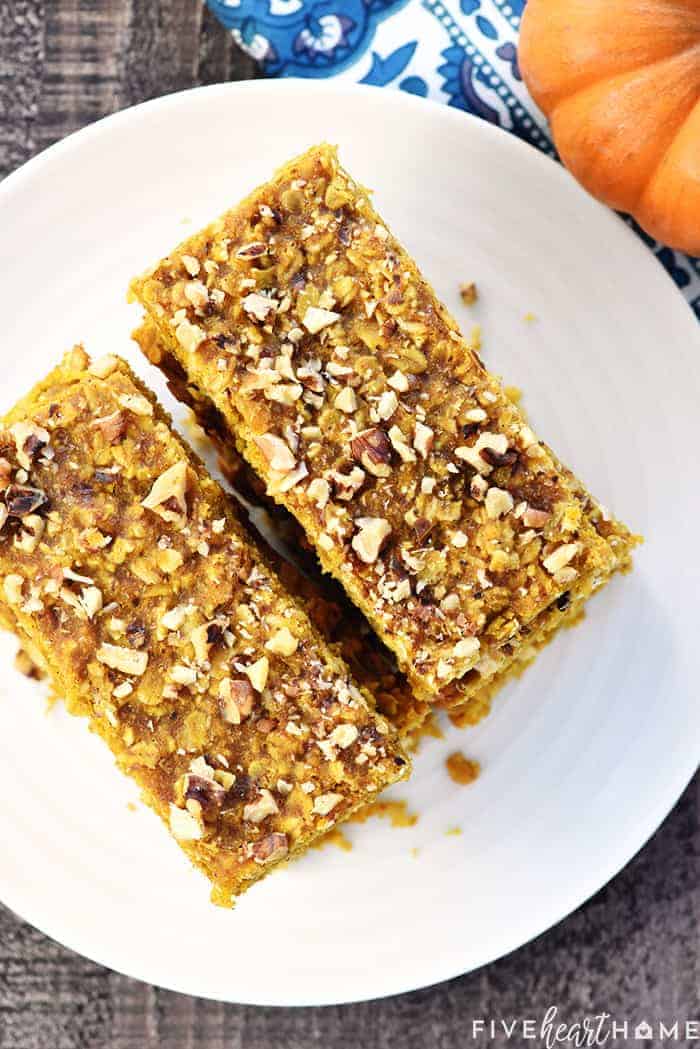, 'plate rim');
0,78,698,1007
